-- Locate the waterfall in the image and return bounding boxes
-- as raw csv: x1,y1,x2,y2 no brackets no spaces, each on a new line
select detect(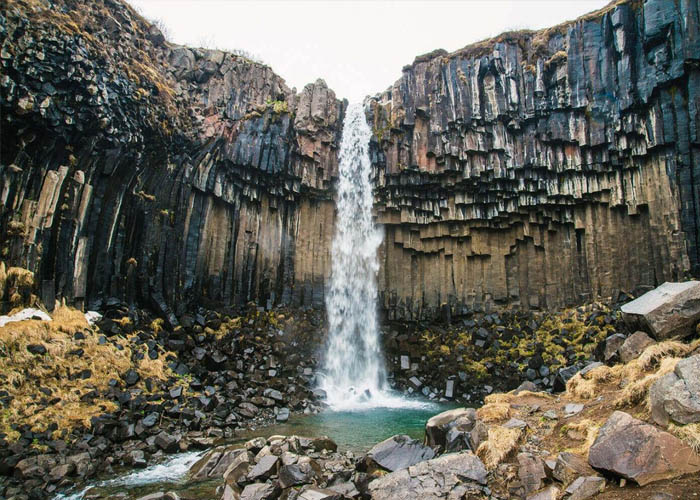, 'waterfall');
319,103,418,410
